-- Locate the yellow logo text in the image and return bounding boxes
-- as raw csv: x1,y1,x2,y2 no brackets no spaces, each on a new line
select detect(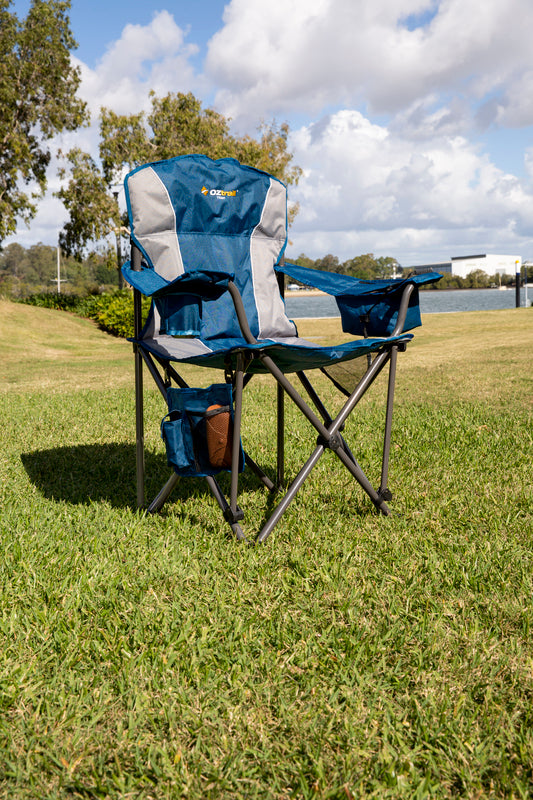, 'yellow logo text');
201,186,238,198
